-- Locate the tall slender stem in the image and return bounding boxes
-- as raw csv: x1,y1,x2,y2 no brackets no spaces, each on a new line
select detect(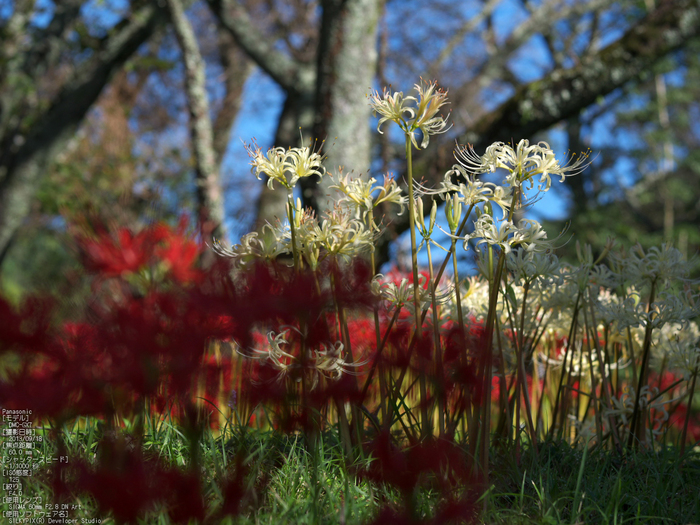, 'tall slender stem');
287,194,301,272
404,134,430,438
680,367,699,457
627,278,658,449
